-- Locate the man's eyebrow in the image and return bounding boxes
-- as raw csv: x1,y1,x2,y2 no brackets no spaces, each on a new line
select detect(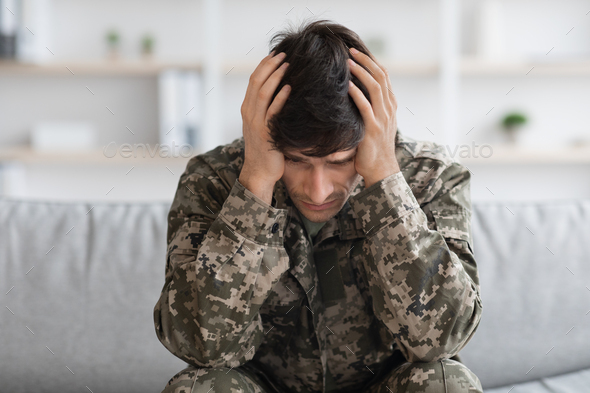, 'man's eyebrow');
283,151,356,164
326,152,356,164
283,152,308,162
